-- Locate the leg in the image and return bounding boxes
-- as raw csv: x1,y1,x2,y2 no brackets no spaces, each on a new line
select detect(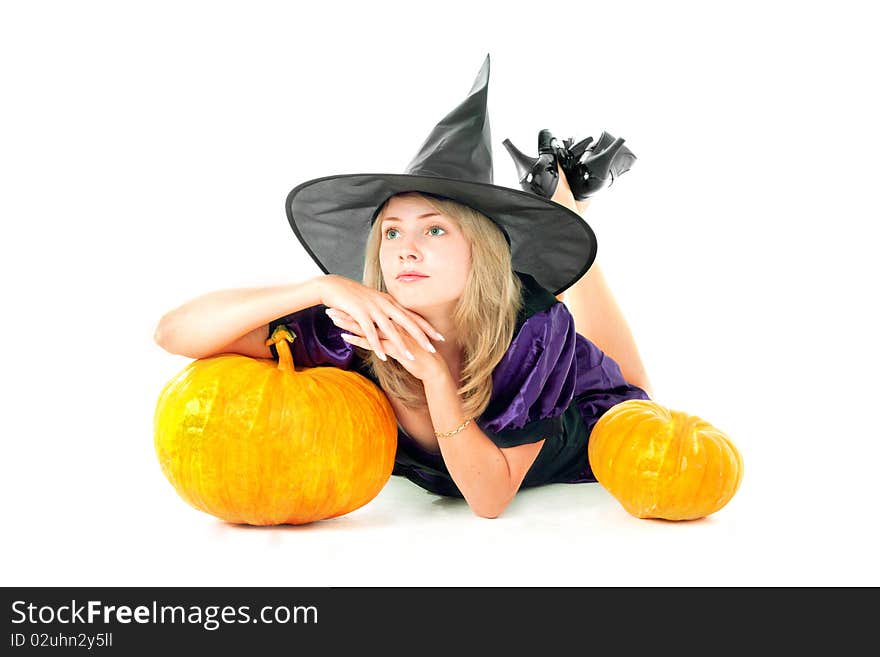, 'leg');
560,199,654,399
551,174,654,397
560,257,654,397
